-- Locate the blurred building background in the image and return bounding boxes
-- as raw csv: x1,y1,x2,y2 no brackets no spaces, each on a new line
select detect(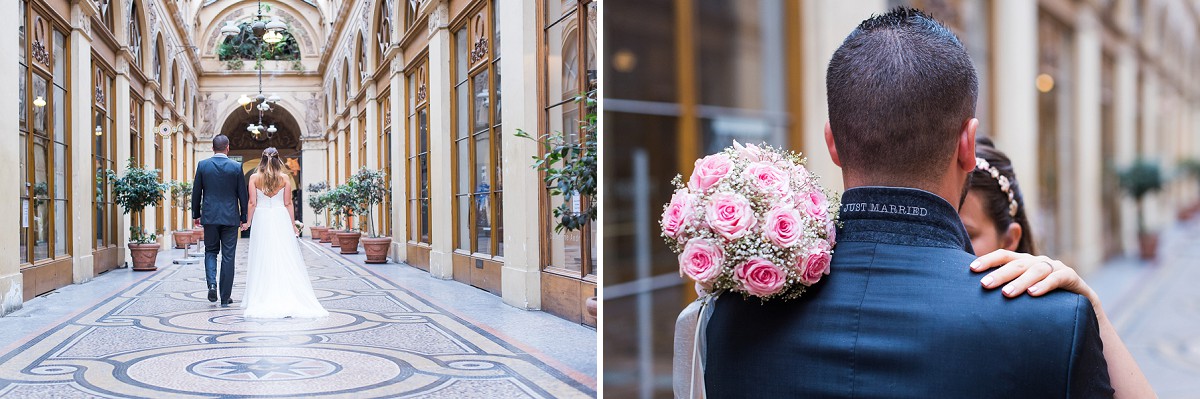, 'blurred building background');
602,0,1200,397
